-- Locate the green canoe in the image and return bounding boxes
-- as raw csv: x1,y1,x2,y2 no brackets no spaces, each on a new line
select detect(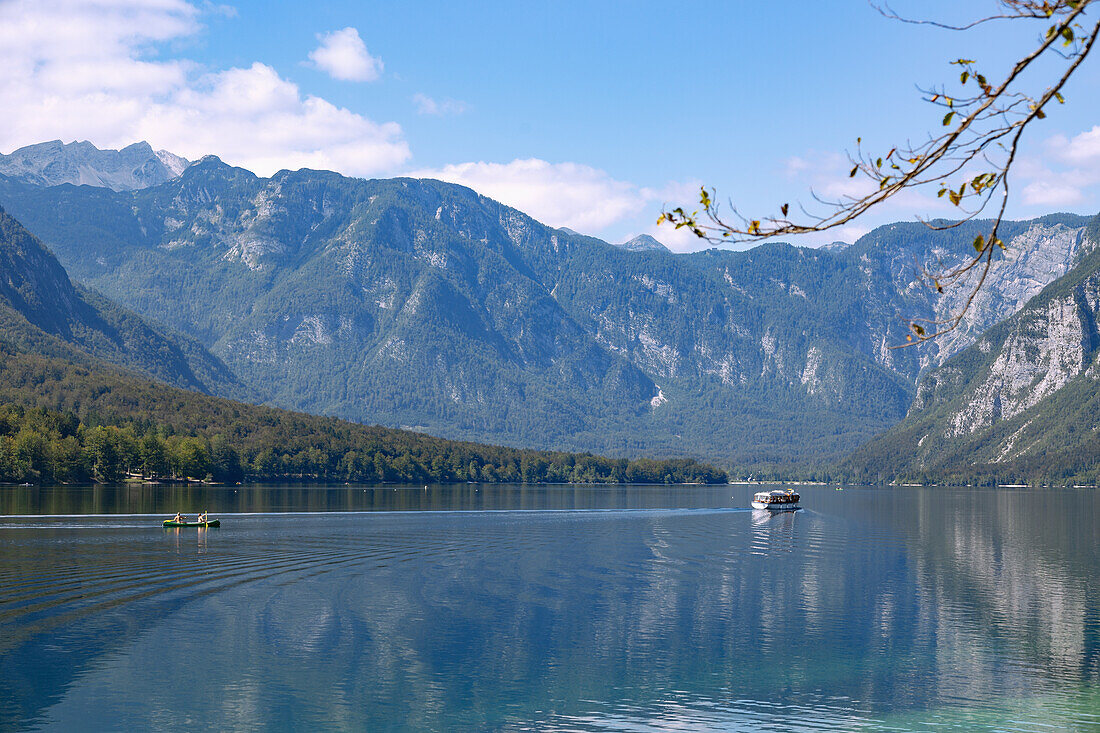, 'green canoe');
163,519,220,528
